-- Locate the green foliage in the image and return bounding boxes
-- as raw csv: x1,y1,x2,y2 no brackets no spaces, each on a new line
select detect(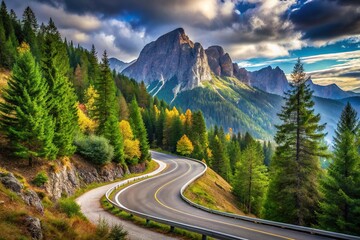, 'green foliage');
75,135,114,165
232,141,268,216
57,198,81,217
0,44,57,164
209,135,231,181
41,18,78,157
107,224,128,240
318,103,360,235
95,217,127,240
94,51,124,163
264,59,328,226
32,171,48,187
129,98,150,162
